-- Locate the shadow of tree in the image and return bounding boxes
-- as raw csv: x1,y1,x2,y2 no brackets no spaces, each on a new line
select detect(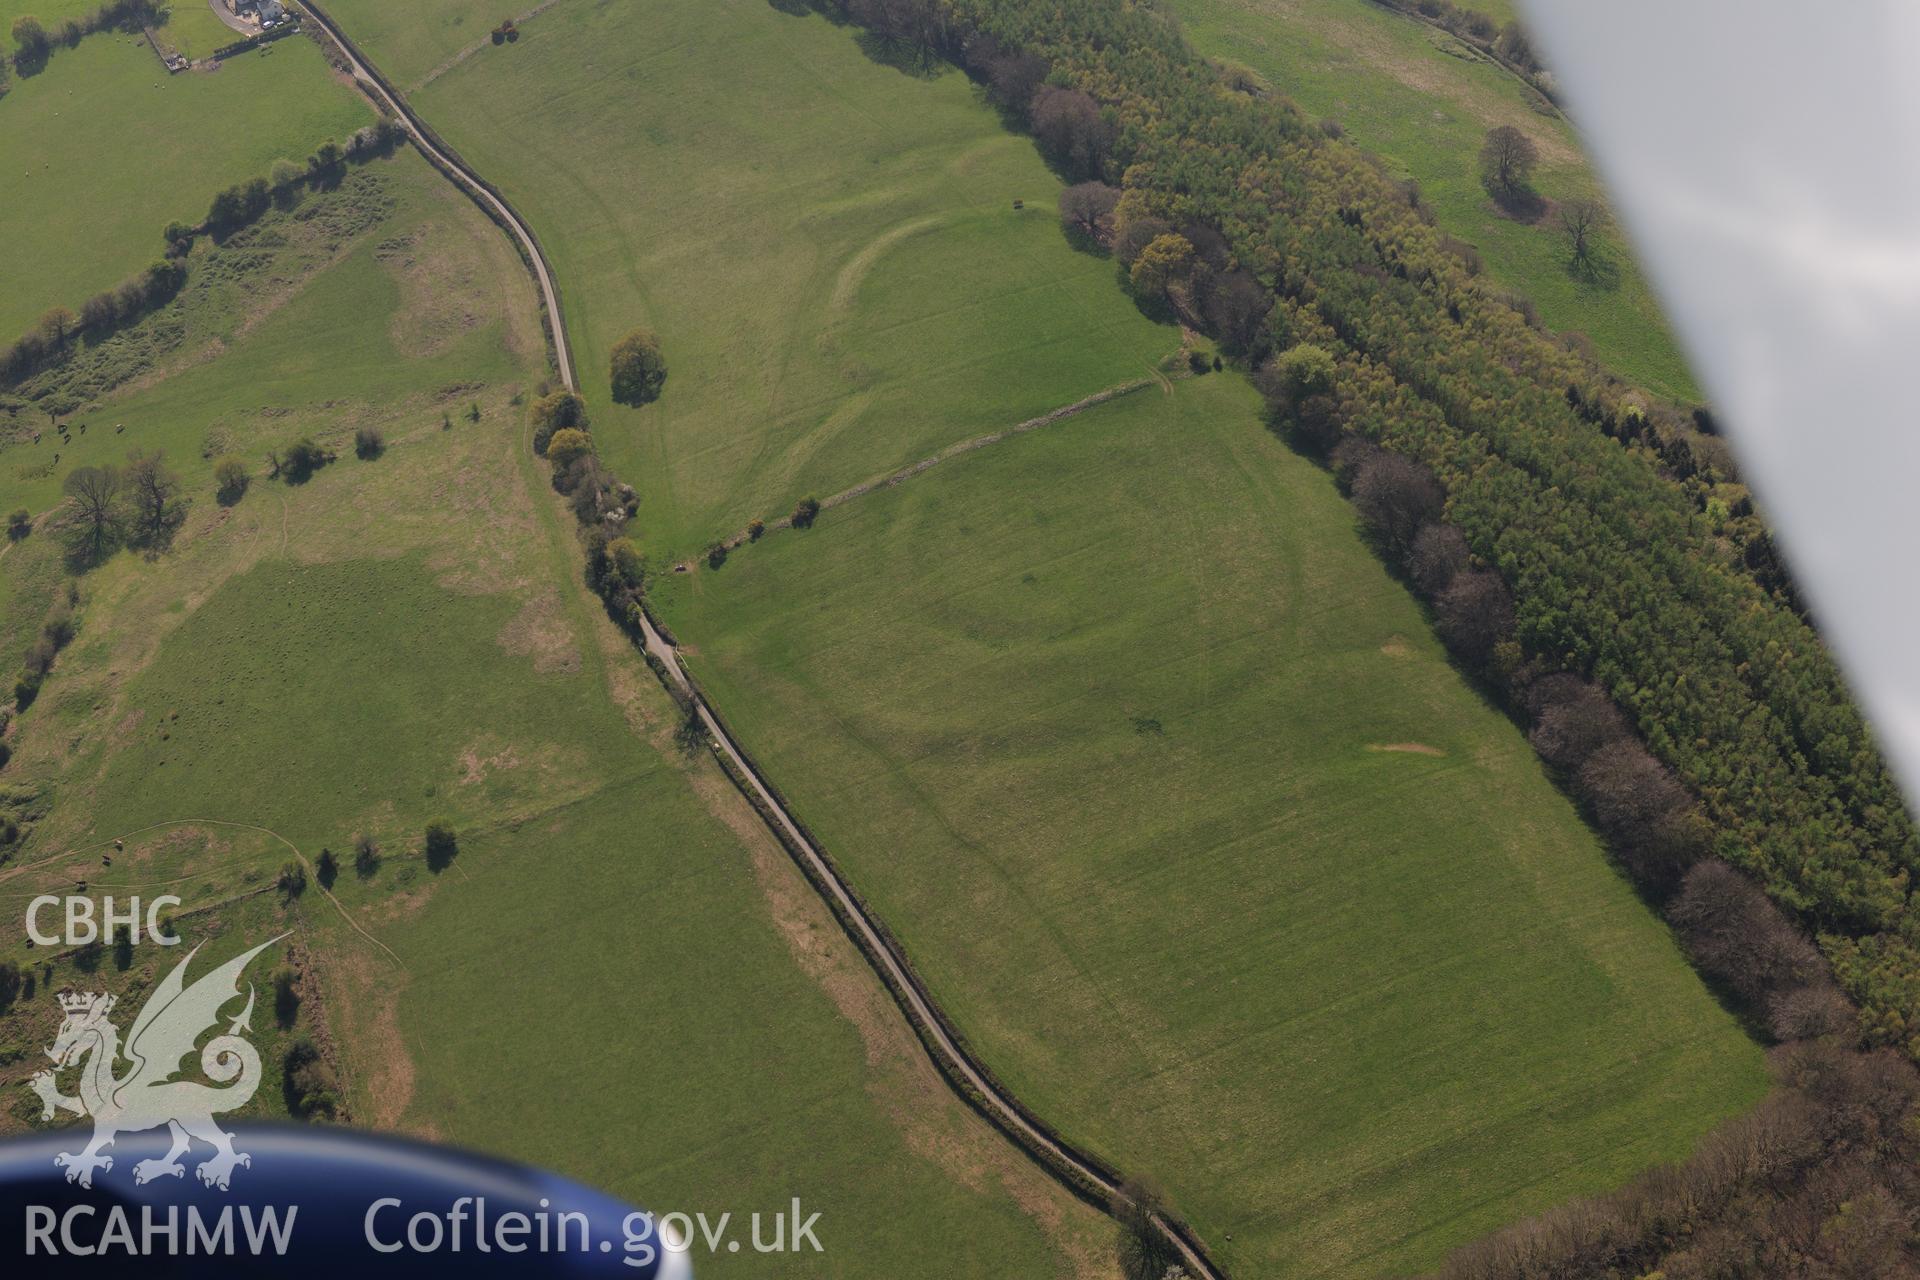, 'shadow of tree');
1569,249,1623,291
1486,183,1548,224
1060,220,1109,259
852,29,944,78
